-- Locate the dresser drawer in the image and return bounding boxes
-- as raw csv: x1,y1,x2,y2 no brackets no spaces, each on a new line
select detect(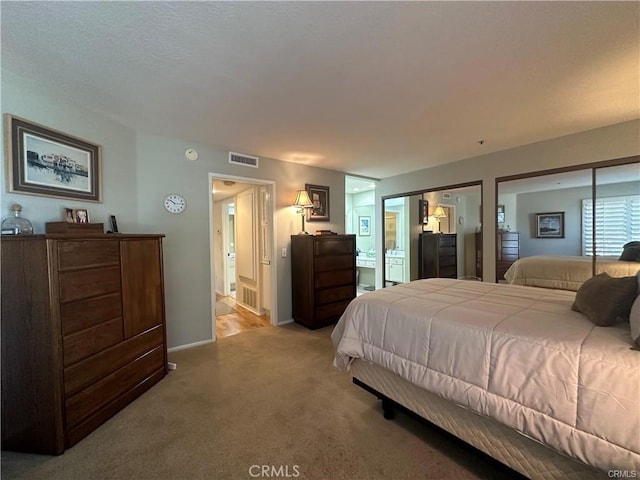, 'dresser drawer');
439,236,456,247
316,285,354,305
439,247,456,258
57,240,120,271
314,269,354,288
314,255,353,272
314,238,354,256
59,266,121,303
501,233,519,242
439,256,456,267
65,345,164,428
61,292,122,336
497,262,514,280
63,317,124,367
315,299,353,322
64,325,164,397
